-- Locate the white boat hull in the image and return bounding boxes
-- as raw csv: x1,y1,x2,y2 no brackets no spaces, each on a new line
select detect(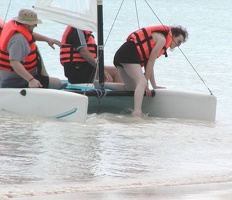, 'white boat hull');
62,82,217,121
0,88,88,123
143,89,216,121
84,89,217,121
